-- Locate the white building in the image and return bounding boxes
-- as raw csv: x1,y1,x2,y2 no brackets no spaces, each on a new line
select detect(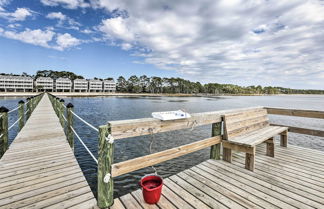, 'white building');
55,78,72,92
35,77,54,92
73,79,88,92
89,79,103,92
0,75,34,92
103,80,116,92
